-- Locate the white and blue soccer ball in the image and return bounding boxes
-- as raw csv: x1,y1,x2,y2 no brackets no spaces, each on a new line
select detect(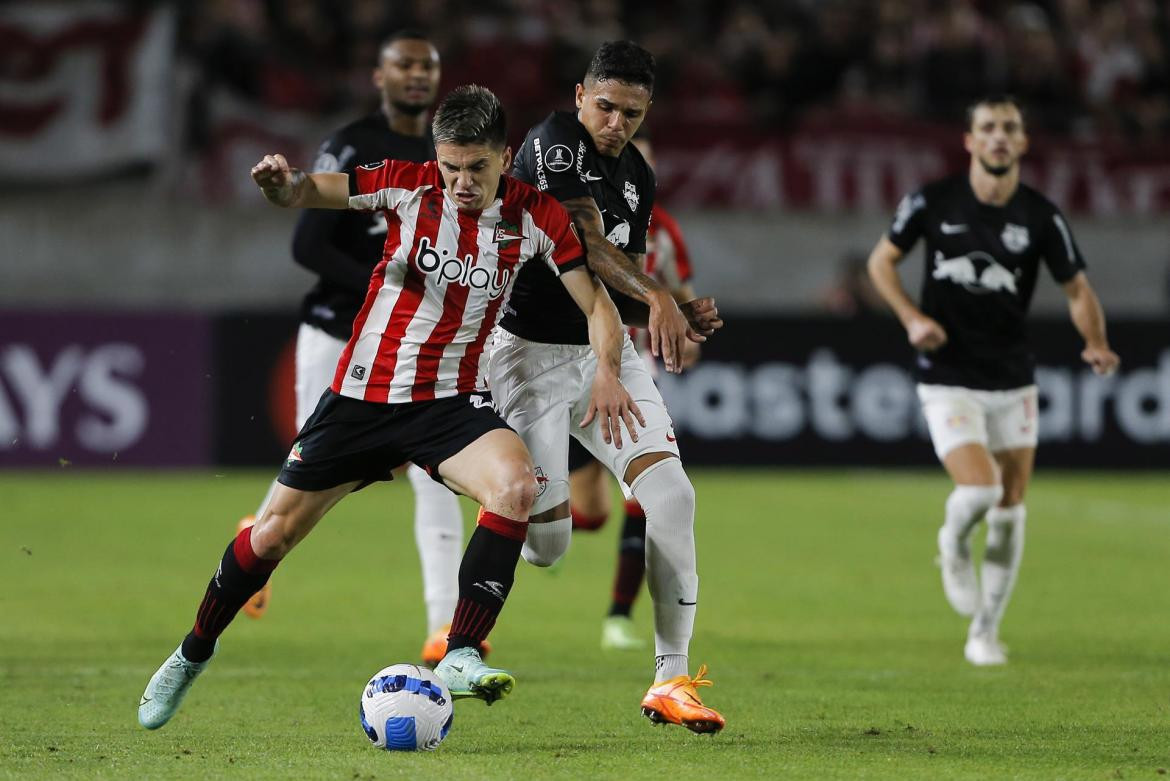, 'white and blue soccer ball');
359,663,454,751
